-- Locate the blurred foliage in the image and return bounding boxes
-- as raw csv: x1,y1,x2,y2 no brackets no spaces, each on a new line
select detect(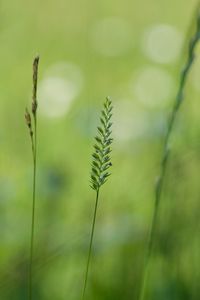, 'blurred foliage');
0,0,200,299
